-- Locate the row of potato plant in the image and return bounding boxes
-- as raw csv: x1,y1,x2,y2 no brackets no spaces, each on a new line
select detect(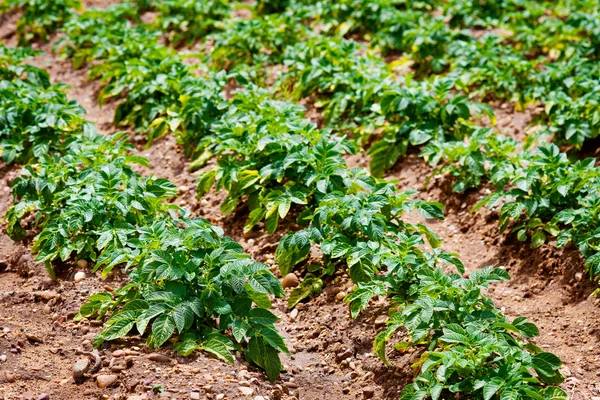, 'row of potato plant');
1,44,288,381
423,128,600,285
